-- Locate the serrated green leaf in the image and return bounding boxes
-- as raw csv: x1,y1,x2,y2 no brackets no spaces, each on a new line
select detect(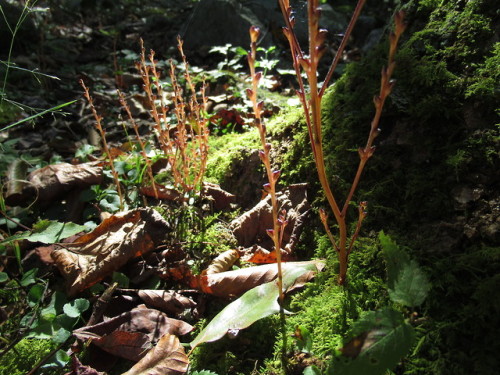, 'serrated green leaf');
41,291,68,320
379,231,410,289
63,298,90,318
379,231,430,307
56,313,78,331
26,317,59,339
41,349,70,369
0,272,8,282
190,261,323,349
28,221,86,243
328,309,415,375
389,260,431,307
